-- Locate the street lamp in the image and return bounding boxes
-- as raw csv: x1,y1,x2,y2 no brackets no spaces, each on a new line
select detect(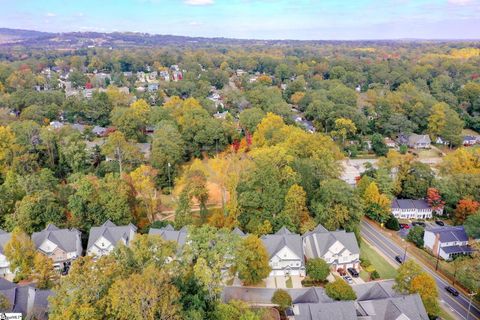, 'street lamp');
167,162,172,195
466,292,475,320
435,249,440,271
401,239,408,261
